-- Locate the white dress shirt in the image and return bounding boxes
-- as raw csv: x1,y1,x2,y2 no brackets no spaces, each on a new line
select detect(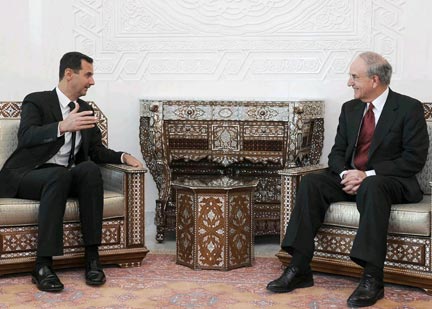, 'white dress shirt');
45,87,82,166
